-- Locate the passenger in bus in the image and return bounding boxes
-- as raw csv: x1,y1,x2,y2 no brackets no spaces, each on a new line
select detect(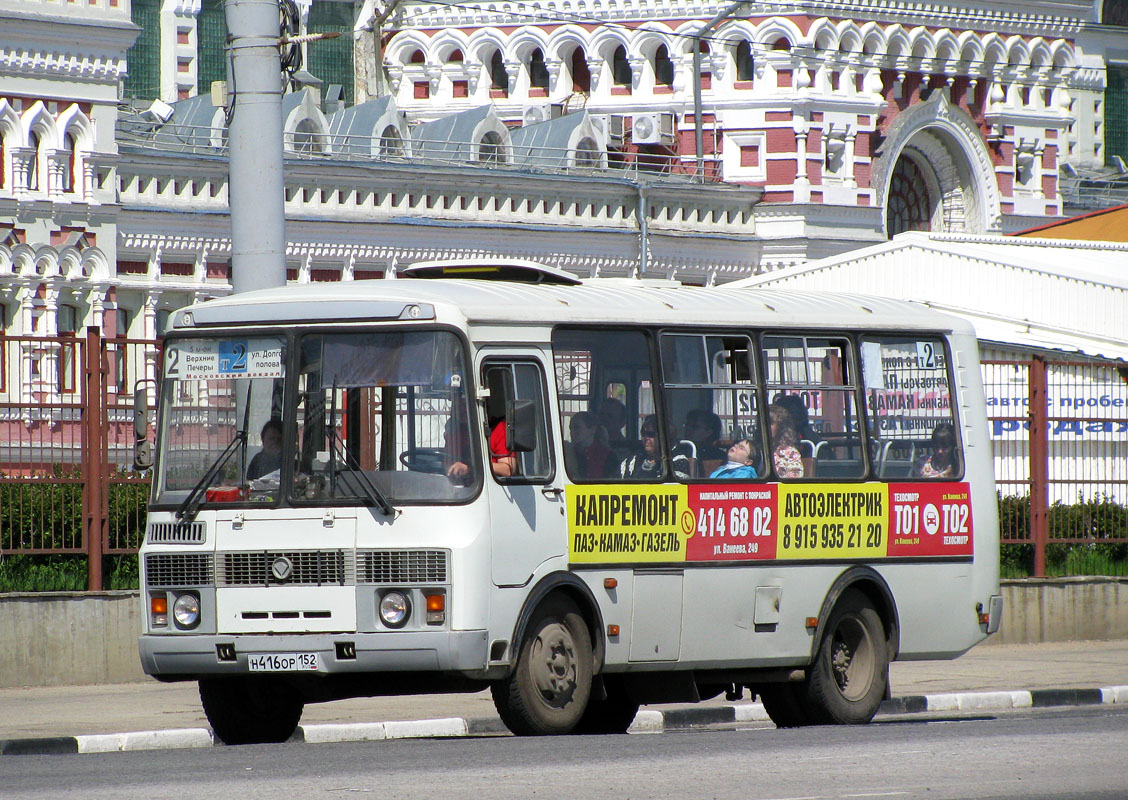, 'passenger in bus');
917,422,959,478
620,414,691,480
774,394,821,445
247,419,283,480
768,404,804,478
447,418,516,480
708,438,759,479
567,411,613,479
597,398,628,443
487,418,517,478
683,409,726,466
